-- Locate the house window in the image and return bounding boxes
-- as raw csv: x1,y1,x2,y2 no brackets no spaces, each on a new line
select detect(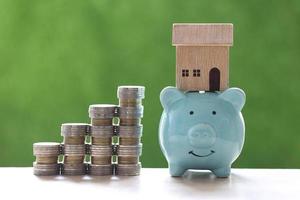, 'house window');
182,69,189,77
193,69,200,77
